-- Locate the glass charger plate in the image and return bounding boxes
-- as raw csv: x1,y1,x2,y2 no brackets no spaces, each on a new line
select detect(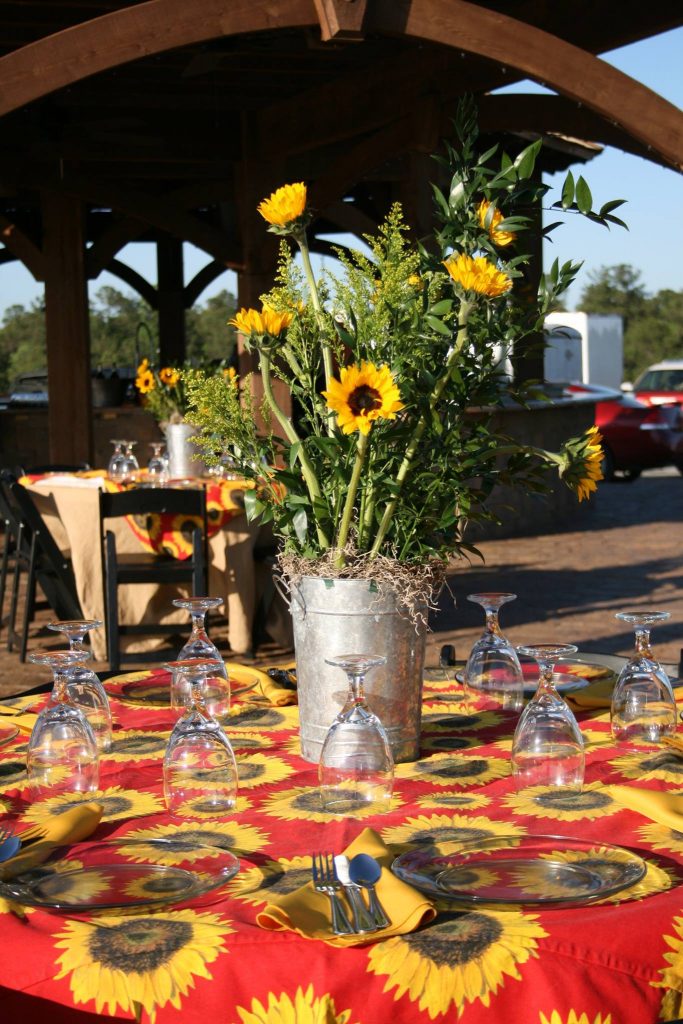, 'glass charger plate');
455,668,590,696
0,723,19,748
0,837,240,912
392,835,646,907
107,668,259,707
